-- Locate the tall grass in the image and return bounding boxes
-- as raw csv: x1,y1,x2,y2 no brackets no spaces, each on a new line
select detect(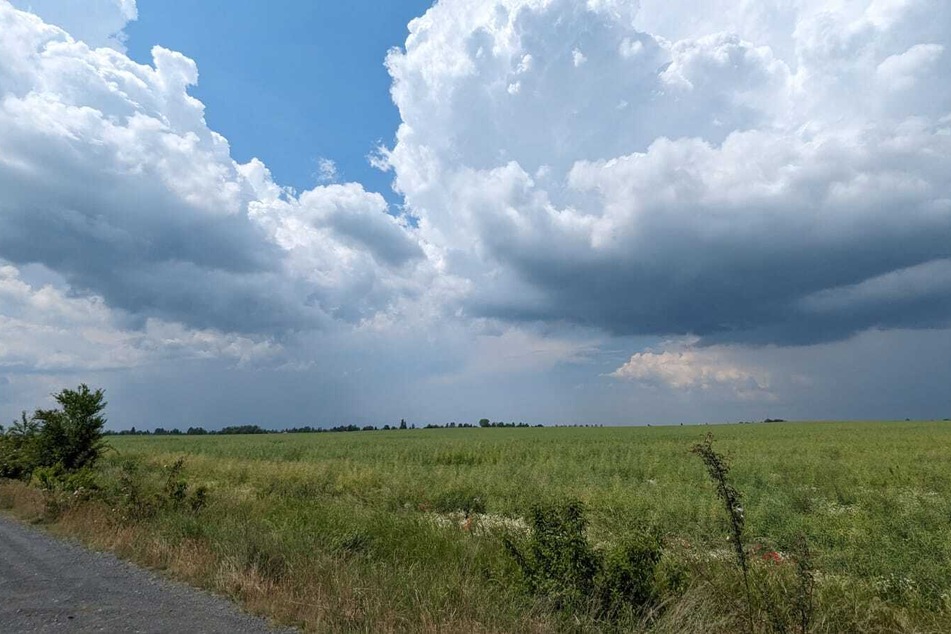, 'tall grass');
3,421,951,632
